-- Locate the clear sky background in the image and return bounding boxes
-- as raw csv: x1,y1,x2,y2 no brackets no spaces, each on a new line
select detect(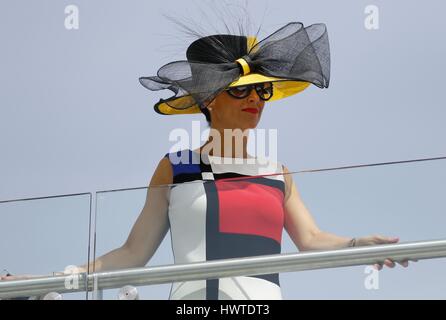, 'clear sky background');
0,0,445,299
